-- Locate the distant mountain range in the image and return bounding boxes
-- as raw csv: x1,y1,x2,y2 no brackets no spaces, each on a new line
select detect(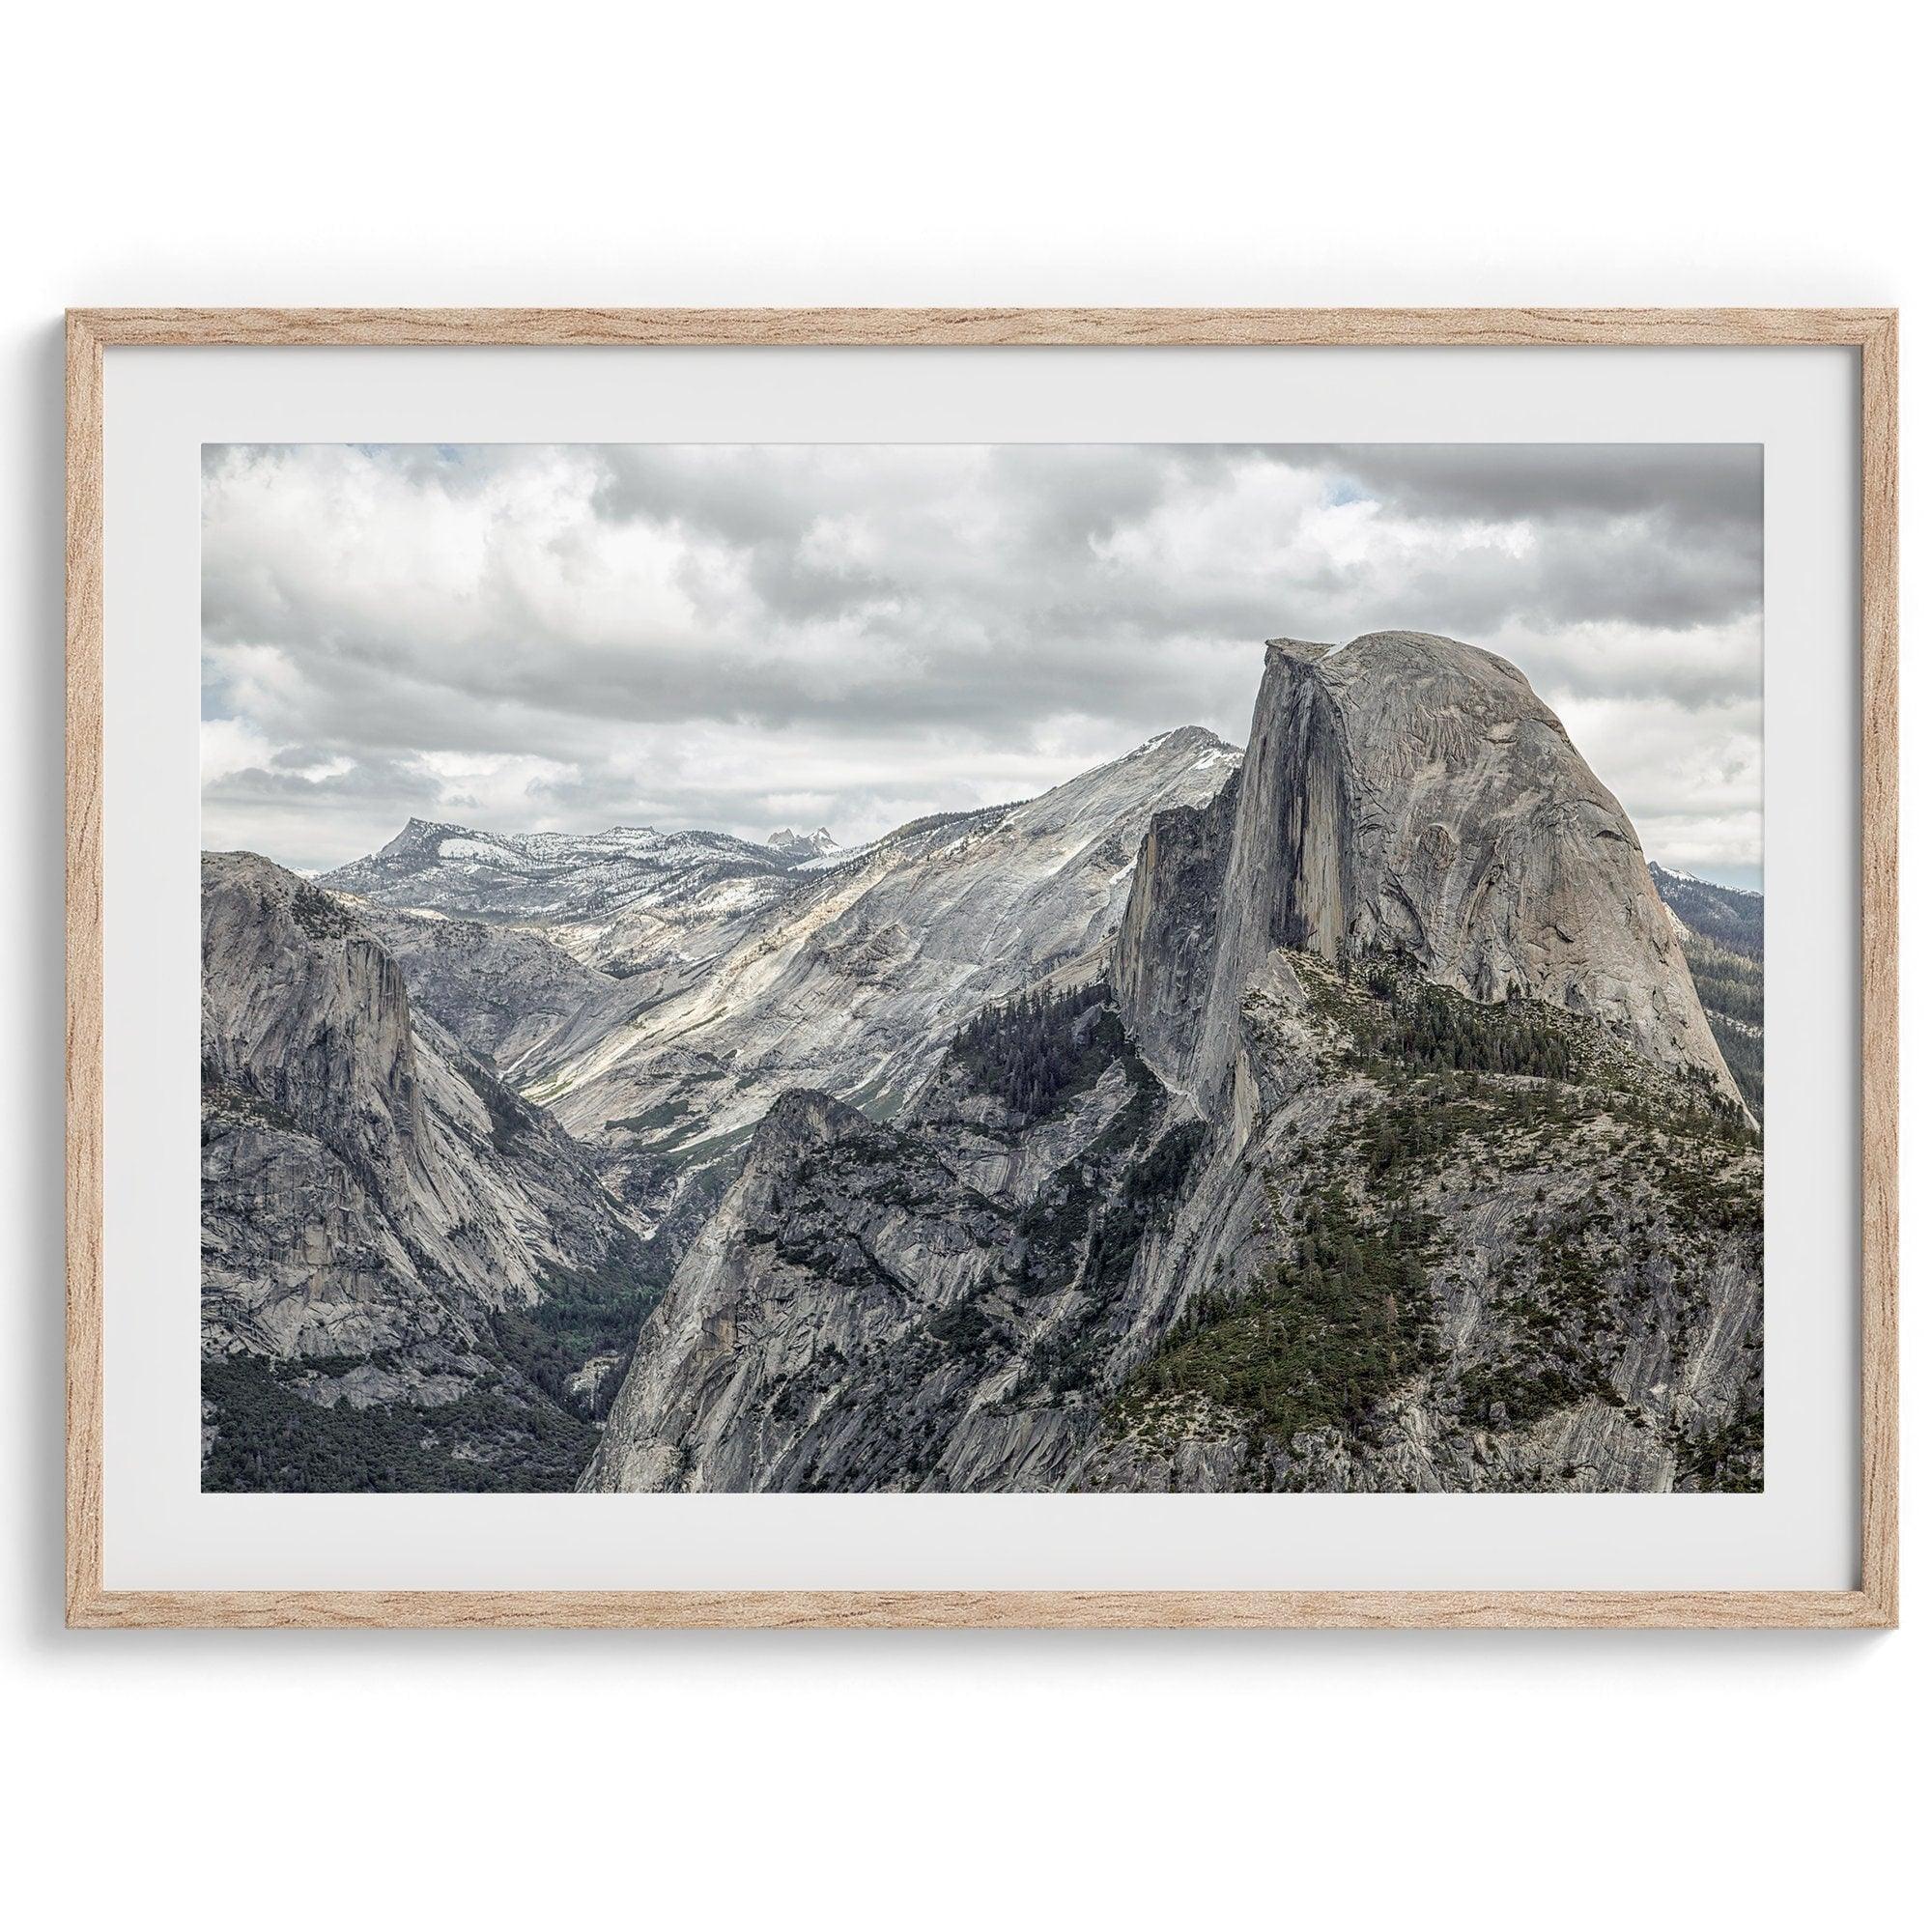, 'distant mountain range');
202,633,1762,1495
1649,865,1761,957
317,727,1241,1231
765,825,841,862
1648,864,1763,1117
